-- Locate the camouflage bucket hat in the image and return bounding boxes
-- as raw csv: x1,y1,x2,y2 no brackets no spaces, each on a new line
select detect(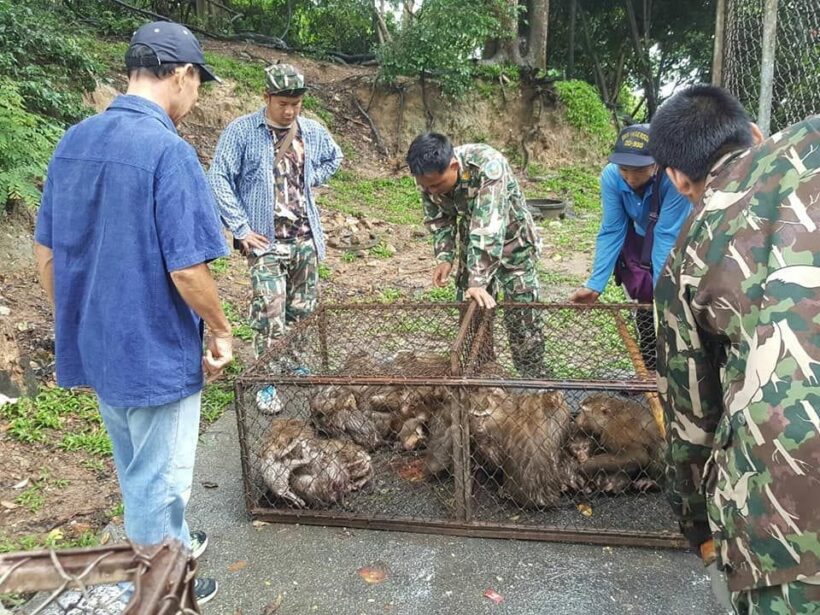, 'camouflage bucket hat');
265,63,306,96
